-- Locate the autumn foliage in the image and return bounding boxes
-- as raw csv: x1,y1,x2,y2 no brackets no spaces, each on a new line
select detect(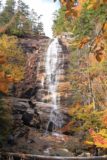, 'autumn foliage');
0,34,25,94
54,0,107,151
